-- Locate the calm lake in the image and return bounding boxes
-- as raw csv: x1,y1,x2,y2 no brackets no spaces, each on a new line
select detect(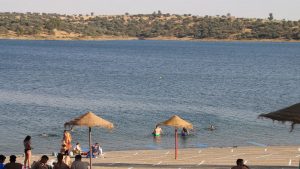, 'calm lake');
0,40,300,154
